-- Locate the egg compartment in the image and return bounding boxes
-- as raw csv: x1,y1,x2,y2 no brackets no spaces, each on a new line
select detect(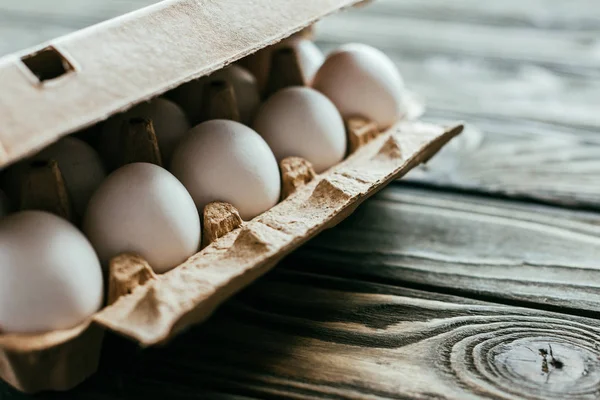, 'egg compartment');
0,0,463,394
